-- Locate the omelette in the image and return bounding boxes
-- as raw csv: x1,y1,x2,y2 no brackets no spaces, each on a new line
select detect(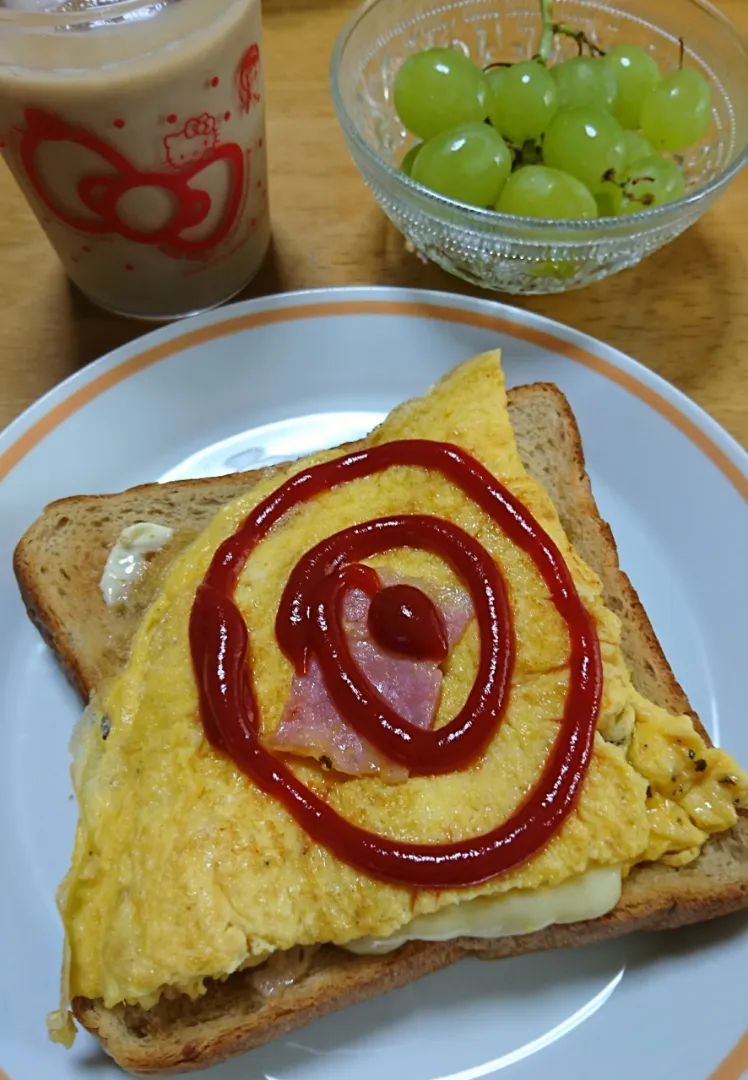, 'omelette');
50,353,748,1042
